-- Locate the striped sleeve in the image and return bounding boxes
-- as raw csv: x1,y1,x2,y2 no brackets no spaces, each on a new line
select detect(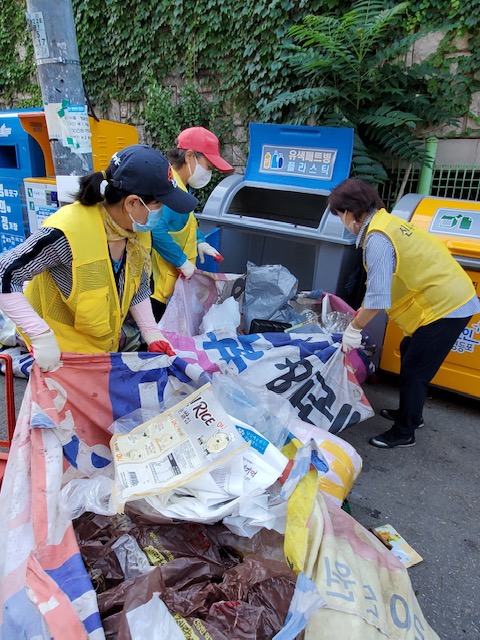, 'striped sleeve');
445,294,480,318
130,267,154,306
363,232,397,310
0,228,73,295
